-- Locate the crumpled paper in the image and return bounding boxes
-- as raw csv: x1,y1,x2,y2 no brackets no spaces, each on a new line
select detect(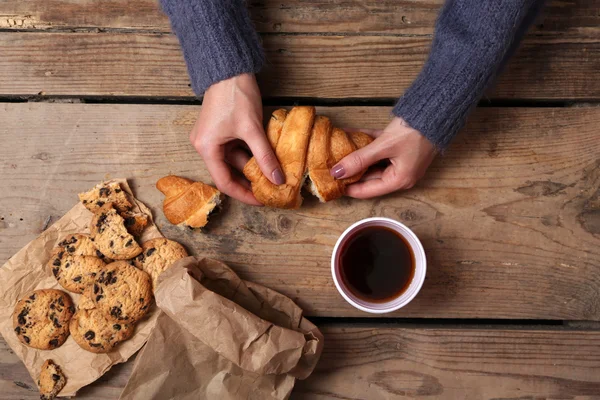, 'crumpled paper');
0,179,162,396
120,257,324,400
